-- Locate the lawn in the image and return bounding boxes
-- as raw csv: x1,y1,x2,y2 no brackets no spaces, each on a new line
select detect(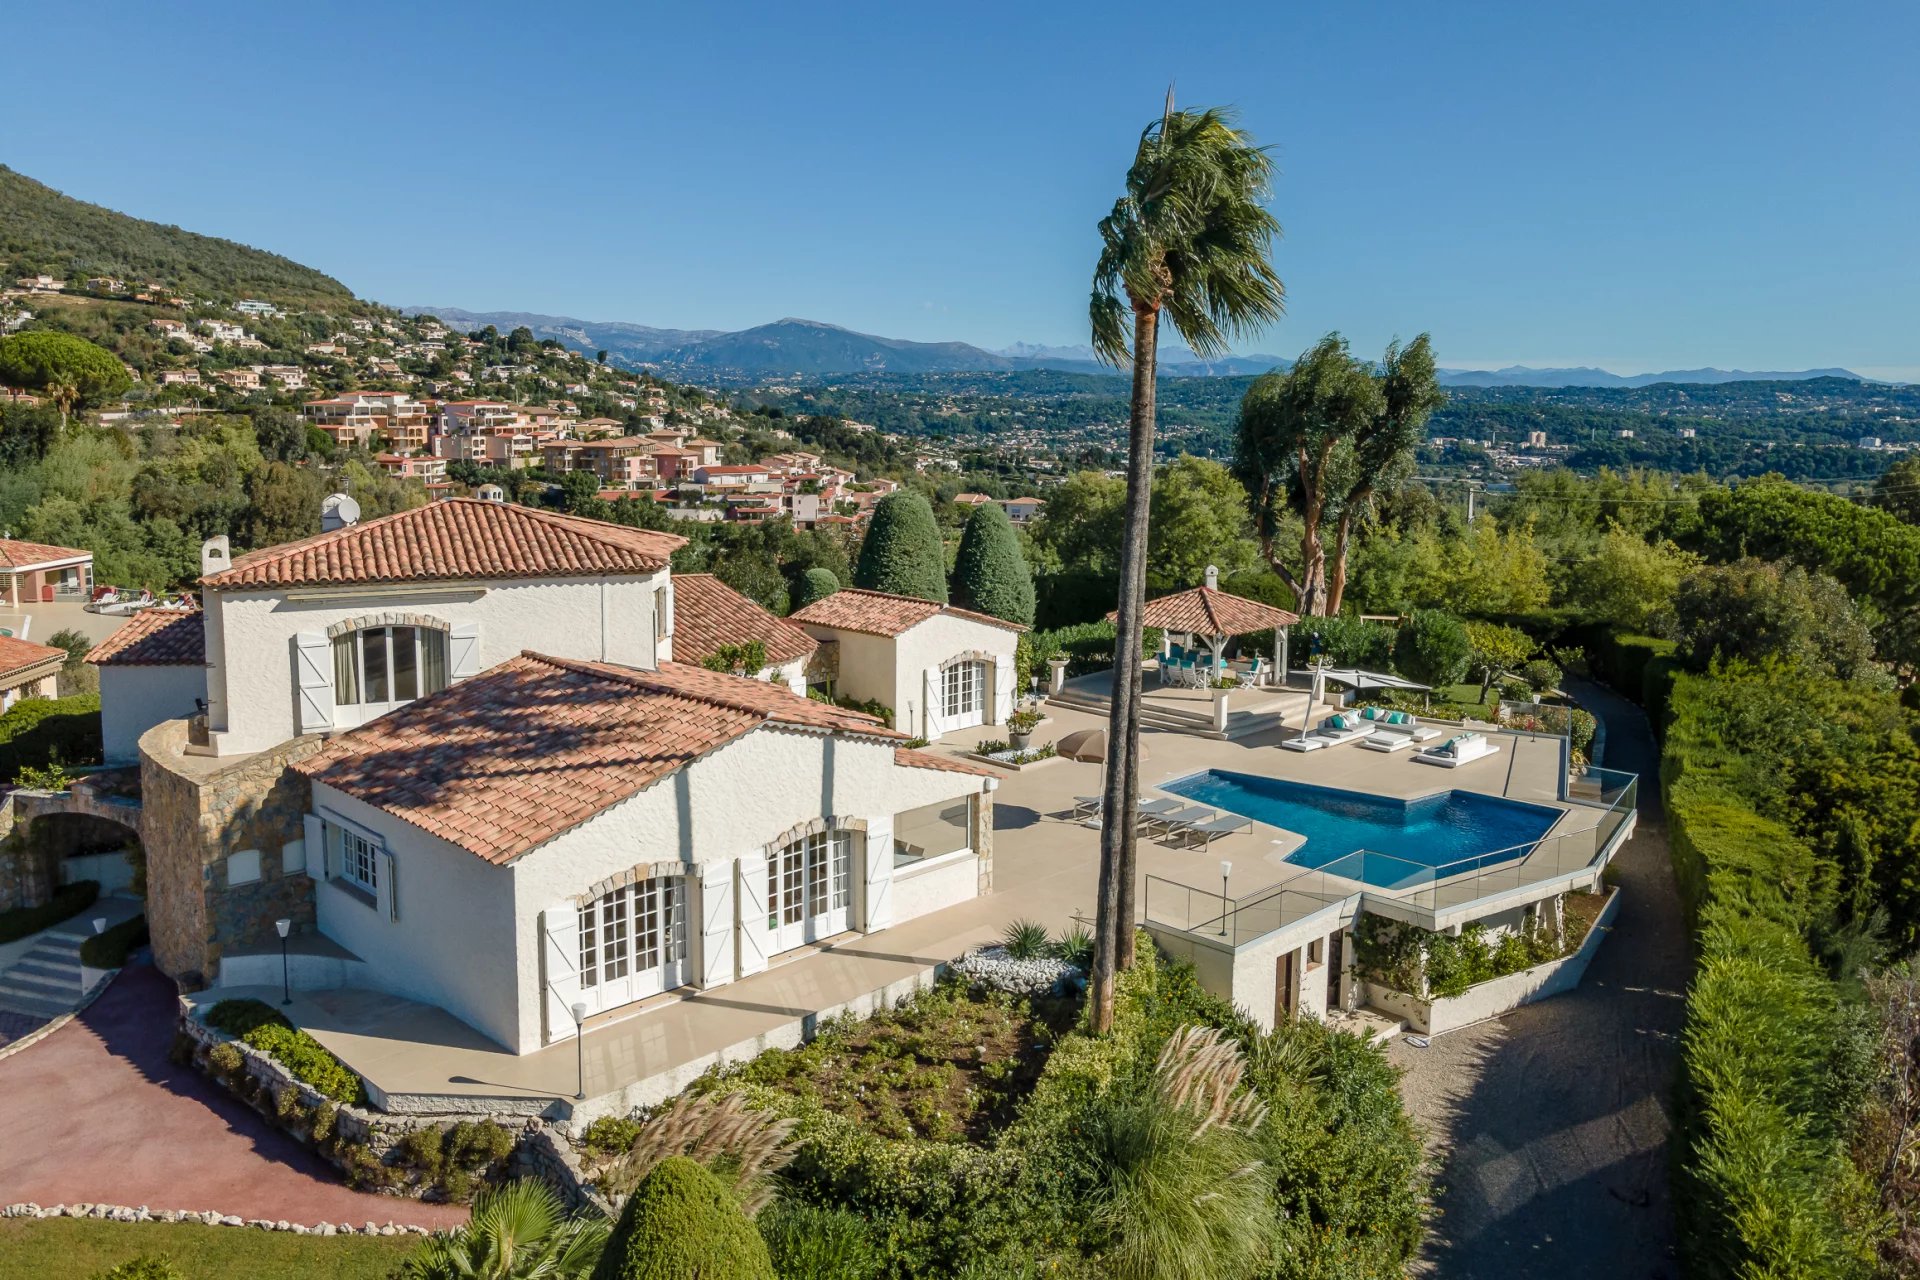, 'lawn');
0,1218,416,1280
707,978,1077,1142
